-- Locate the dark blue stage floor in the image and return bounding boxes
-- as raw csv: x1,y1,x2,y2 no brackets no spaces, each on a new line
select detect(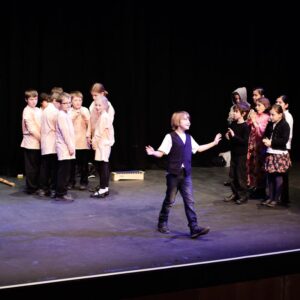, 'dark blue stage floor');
0,164,299,297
